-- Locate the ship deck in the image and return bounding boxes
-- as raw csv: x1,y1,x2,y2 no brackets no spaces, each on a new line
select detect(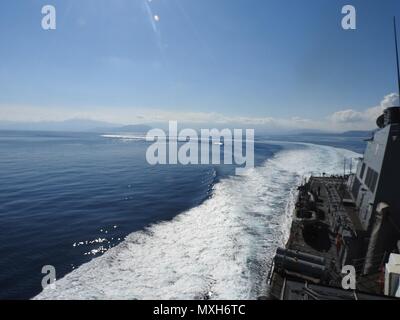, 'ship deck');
268,175,385,300
287,177,344,271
